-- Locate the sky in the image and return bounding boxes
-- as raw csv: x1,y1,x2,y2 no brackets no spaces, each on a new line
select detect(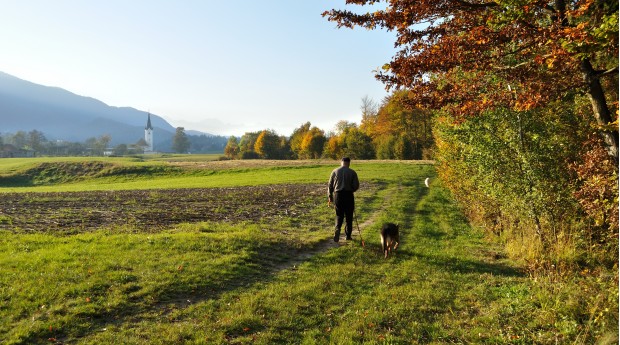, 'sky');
0,1,397,137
